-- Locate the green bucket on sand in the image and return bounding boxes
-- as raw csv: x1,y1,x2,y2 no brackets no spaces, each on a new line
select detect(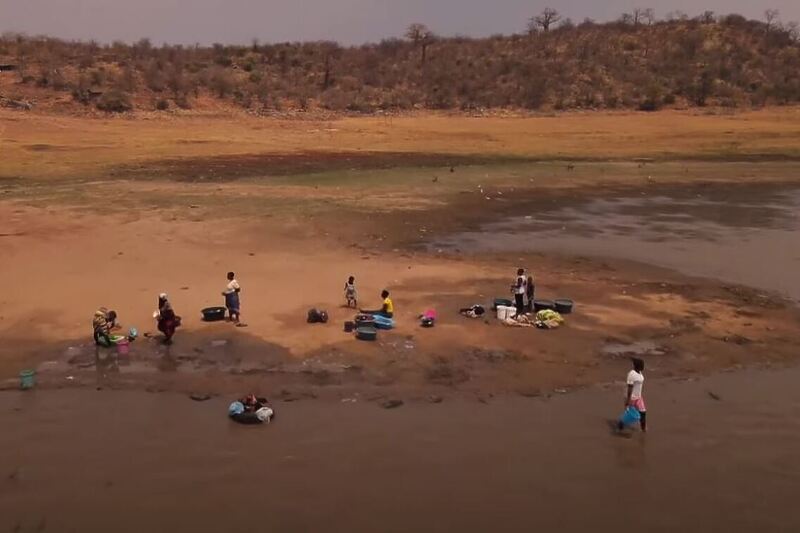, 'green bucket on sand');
19,369,36,390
